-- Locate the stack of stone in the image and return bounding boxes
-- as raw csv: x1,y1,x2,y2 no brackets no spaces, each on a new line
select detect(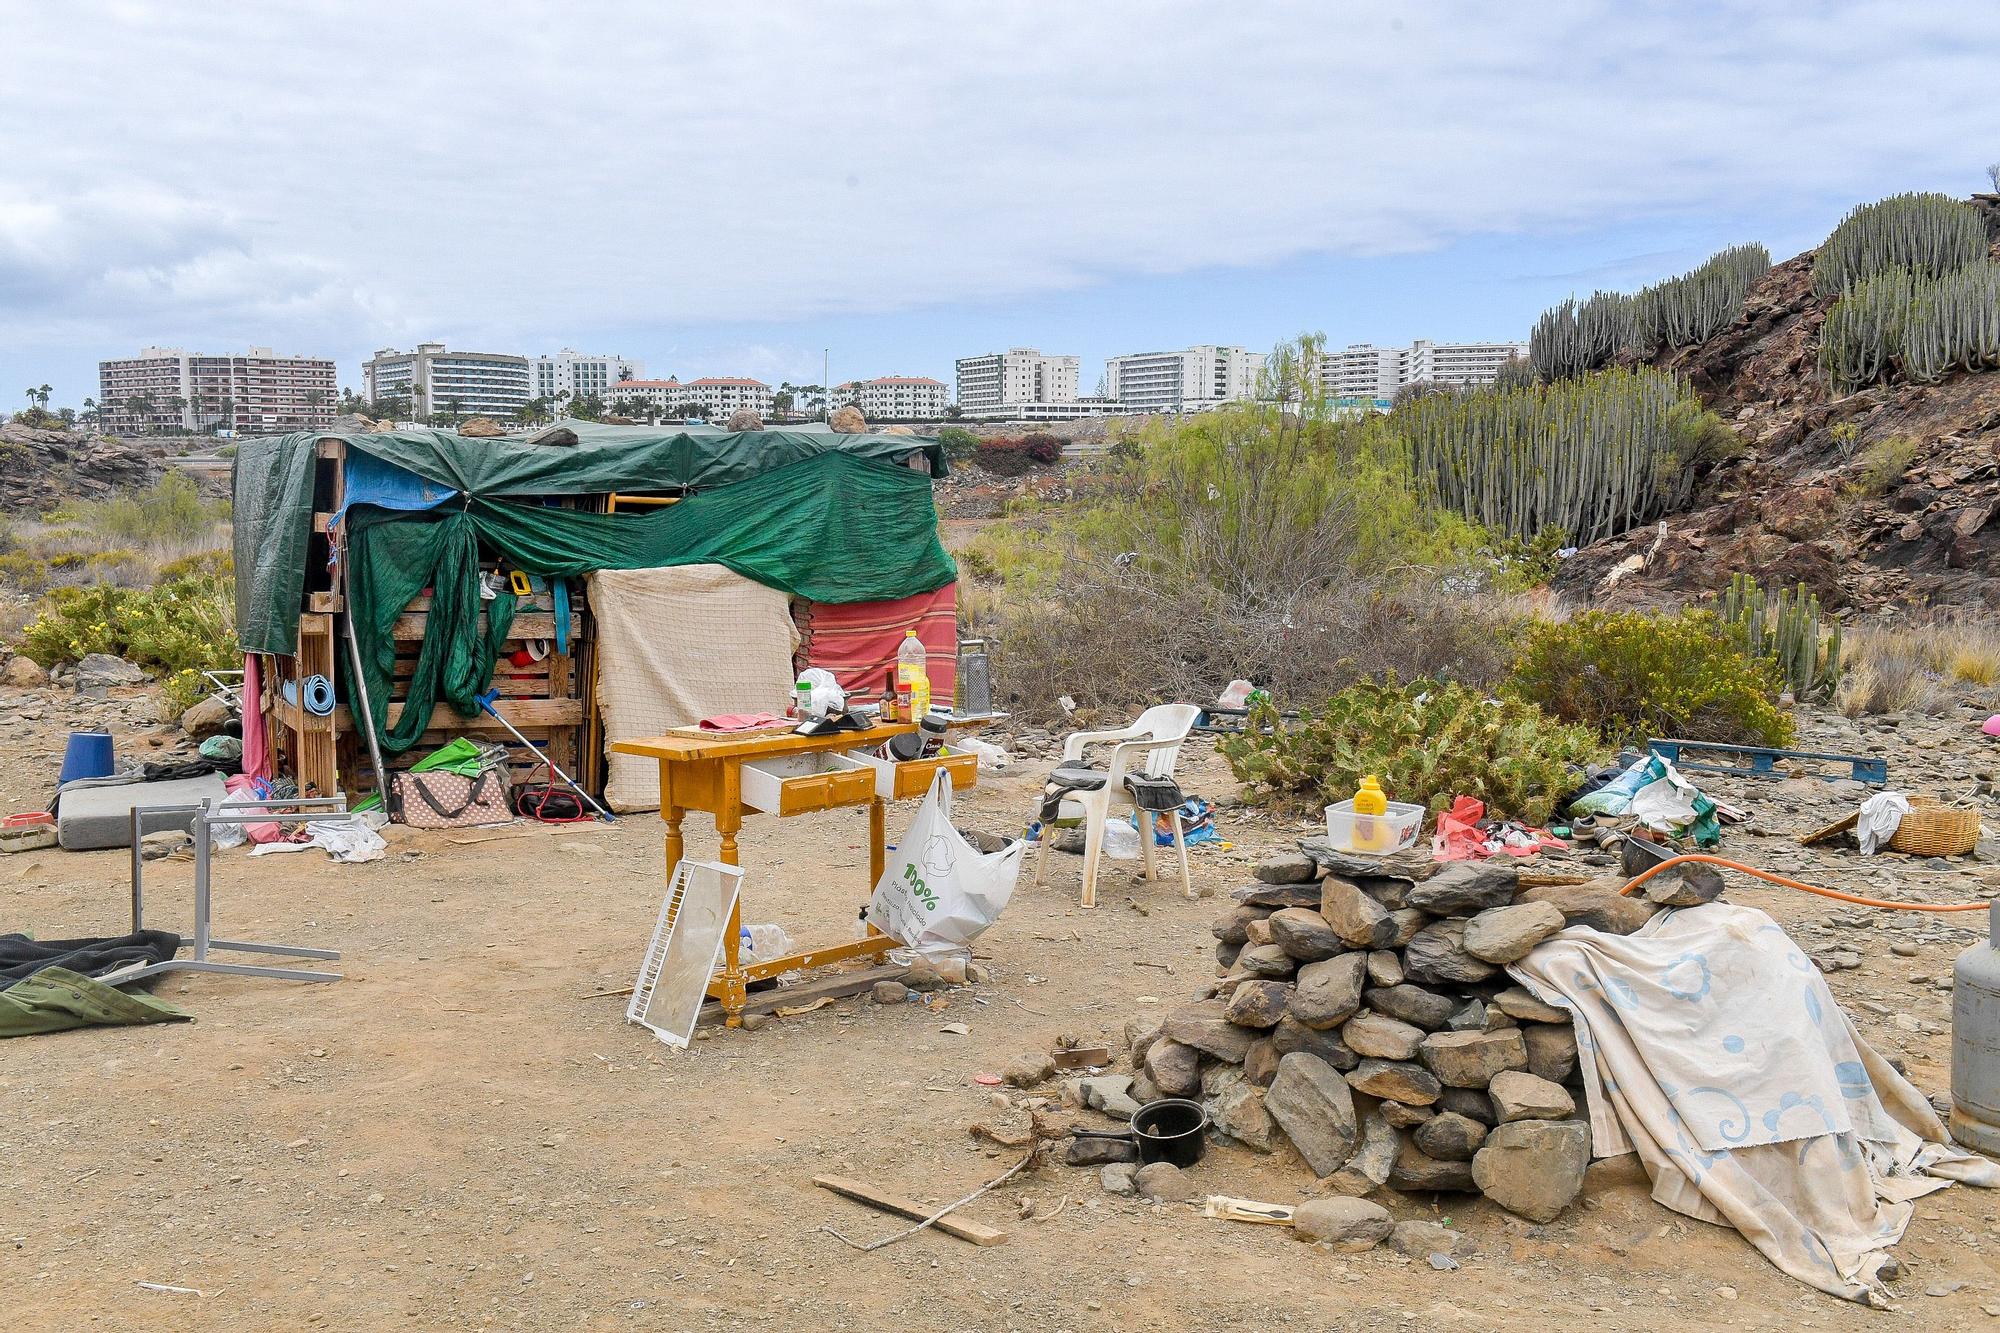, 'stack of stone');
1128,838,1705,1224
